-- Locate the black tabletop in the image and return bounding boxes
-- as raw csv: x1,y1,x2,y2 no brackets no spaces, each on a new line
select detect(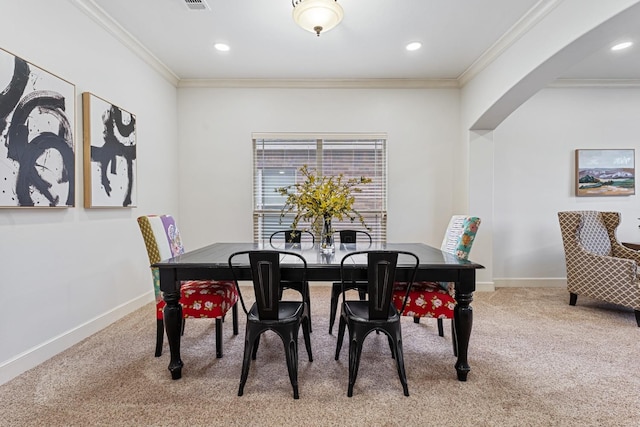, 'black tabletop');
154,242,482,282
